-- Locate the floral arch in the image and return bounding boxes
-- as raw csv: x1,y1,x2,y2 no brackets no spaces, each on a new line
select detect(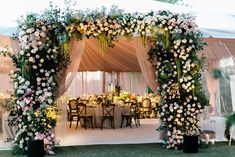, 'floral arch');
0,5,208,154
